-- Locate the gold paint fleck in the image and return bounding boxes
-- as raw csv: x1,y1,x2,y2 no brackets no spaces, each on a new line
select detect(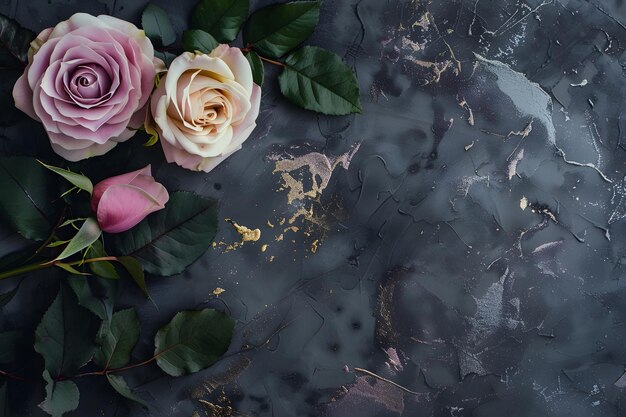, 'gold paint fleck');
275,234,284,242
520,196,528,211
464,141,475,151
269,256,275,262
226,219,261,242
267,220,274,228
261,244,268,252
311,239,320,253
212,288,225,296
